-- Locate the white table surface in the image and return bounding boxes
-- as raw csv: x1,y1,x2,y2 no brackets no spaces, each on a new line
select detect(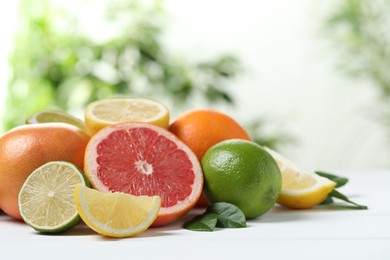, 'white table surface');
1,170,389,260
